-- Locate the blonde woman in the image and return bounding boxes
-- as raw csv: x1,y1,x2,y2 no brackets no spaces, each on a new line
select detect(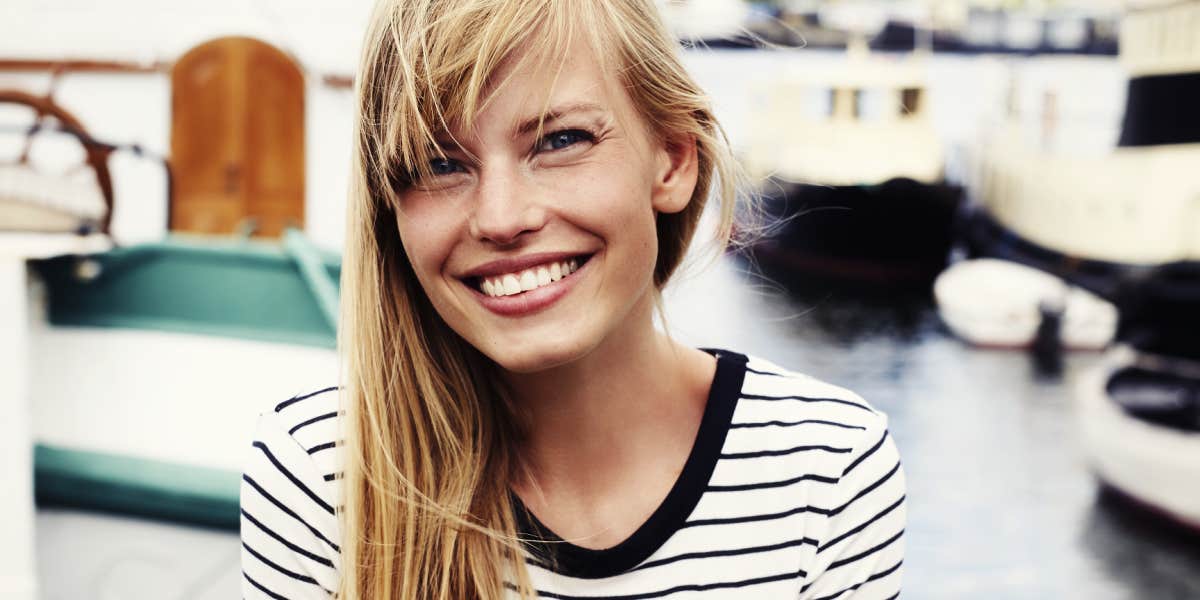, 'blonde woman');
239,0,907,598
